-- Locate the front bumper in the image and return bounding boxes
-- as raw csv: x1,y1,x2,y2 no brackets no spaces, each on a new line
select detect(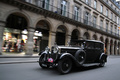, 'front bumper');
38,55,57,67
